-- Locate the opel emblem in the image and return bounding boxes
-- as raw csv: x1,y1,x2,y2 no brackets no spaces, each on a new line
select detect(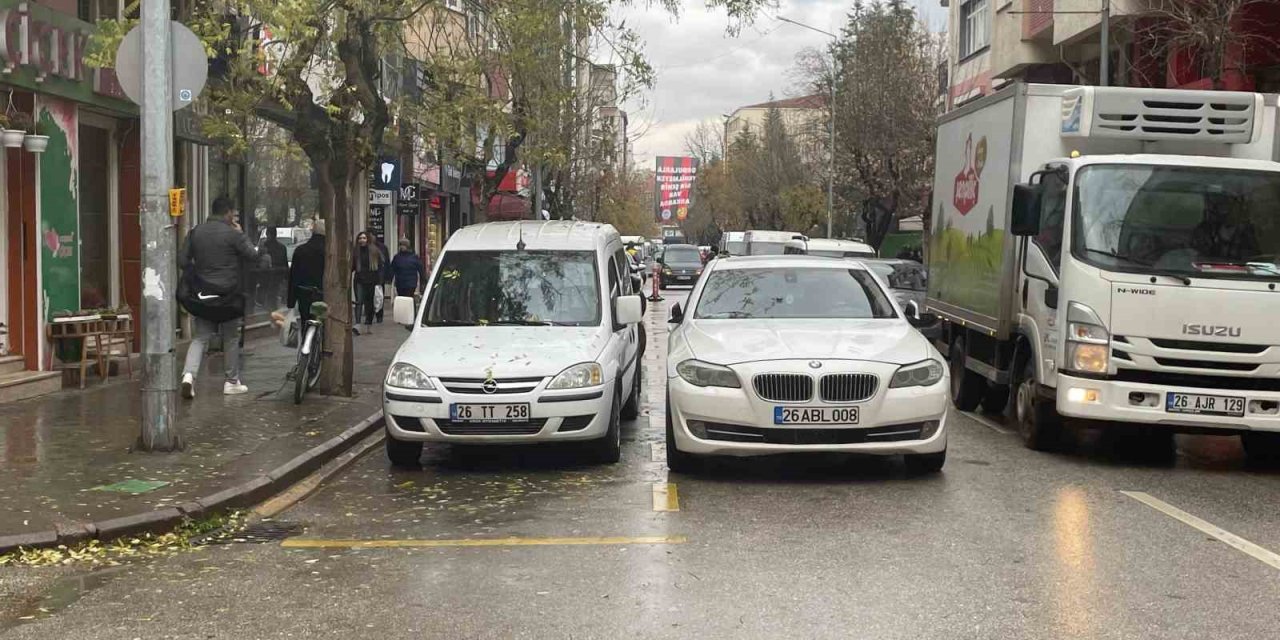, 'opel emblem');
482,379,499,394
808,361,822,369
